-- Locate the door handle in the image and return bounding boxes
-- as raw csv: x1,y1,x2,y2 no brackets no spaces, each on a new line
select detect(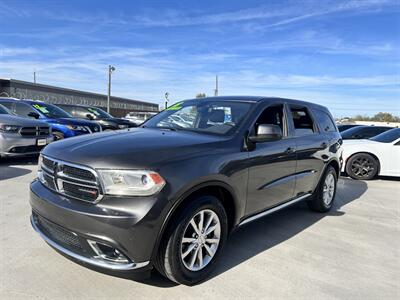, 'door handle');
285,147,296,154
